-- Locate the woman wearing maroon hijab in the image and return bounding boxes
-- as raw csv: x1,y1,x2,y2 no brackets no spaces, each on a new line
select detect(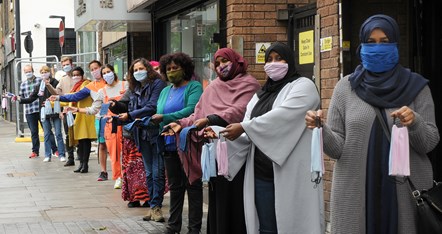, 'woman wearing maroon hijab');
164,48,260,234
